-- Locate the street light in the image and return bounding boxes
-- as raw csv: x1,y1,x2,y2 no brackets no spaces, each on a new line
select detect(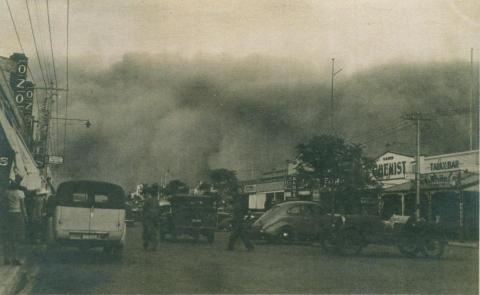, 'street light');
50,117,92,128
